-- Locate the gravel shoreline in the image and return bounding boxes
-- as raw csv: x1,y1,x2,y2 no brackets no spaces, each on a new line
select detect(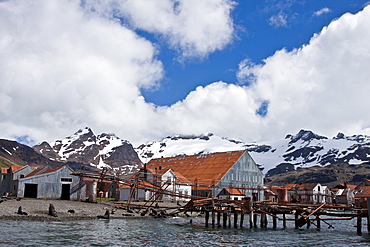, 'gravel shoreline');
0,198,185,221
